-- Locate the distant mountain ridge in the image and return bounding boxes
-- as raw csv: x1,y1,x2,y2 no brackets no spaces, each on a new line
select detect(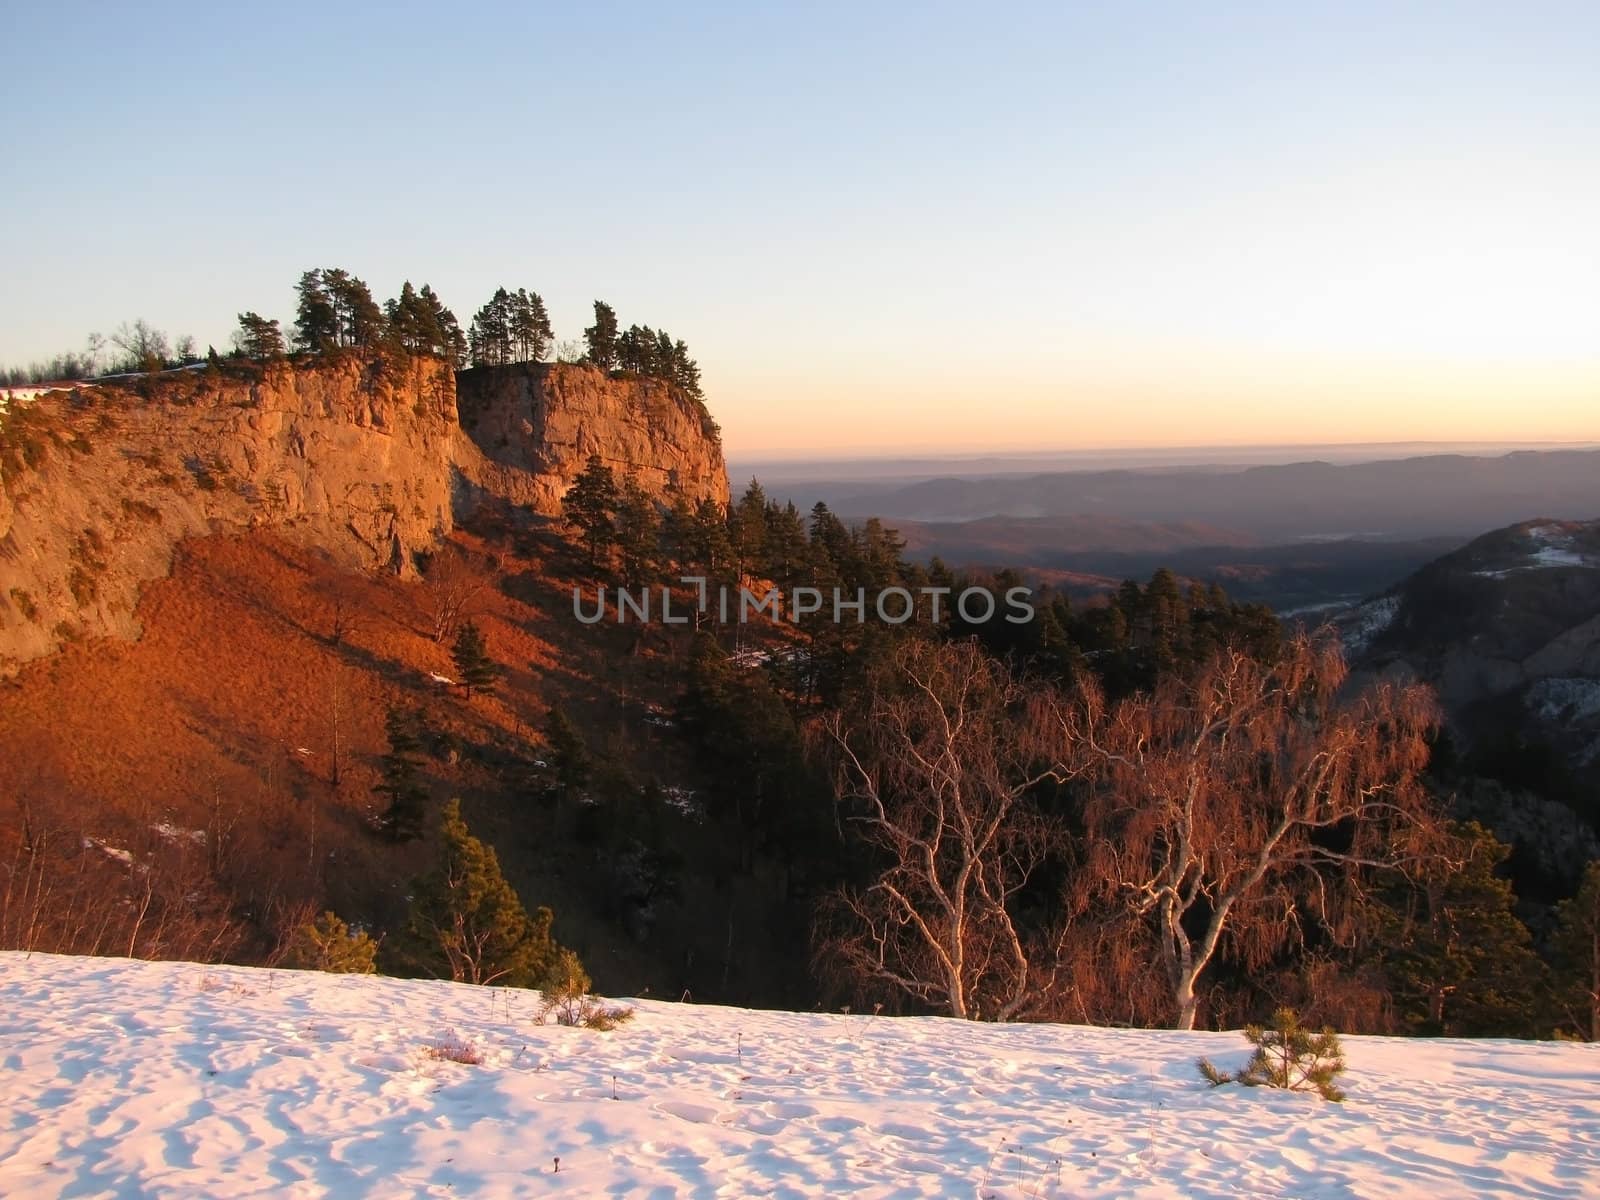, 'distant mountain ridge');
768,449,1600,543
